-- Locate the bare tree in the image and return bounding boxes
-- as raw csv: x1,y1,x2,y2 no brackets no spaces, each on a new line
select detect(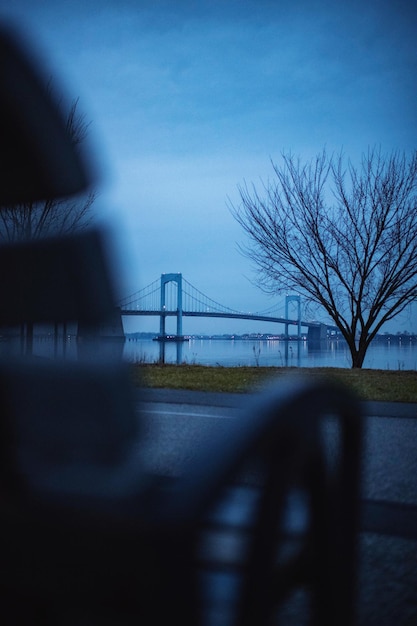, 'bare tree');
231,148,417,368
0,97,95,242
